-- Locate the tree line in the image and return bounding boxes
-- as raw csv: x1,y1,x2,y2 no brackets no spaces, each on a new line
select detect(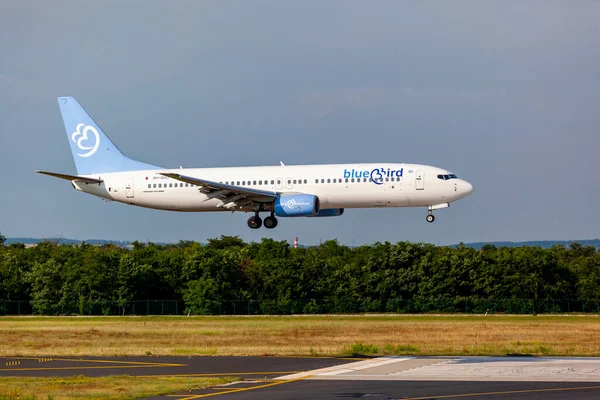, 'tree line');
0,233,599,315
